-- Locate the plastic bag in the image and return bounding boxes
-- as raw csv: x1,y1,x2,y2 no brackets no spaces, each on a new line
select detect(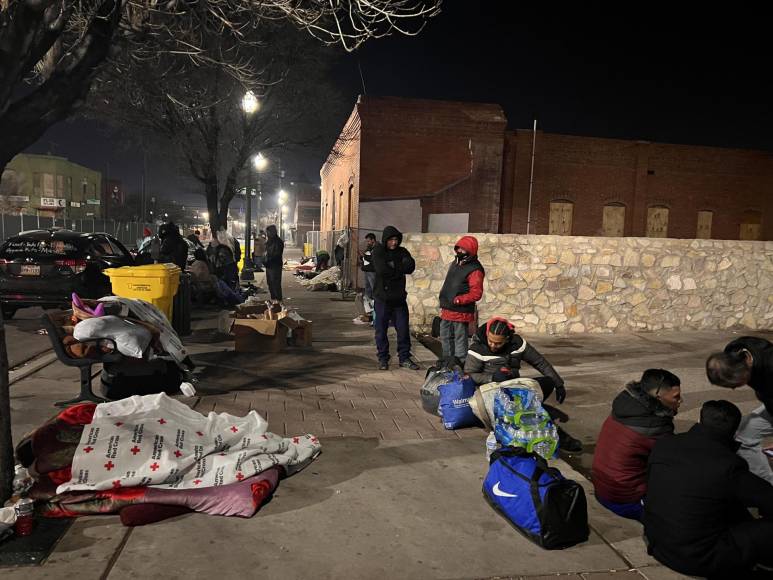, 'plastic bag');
438,373,482,430
420,366,455,415
73,315,152,358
